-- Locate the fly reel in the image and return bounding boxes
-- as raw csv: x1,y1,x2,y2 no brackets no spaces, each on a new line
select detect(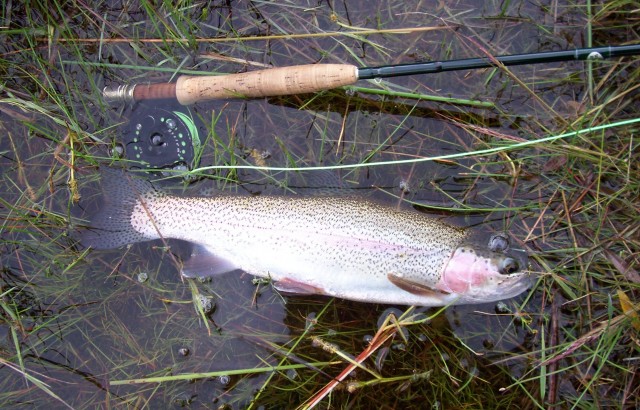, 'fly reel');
112,105,201,176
